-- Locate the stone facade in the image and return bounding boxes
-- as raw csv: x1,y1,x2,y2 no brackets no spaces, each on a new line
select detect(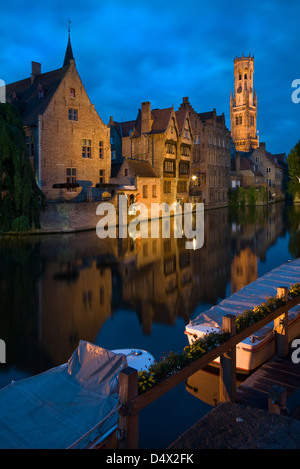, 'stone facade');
250,143,288,200
110,157,161,213
6,36,111,202
230,54,259,152
110,102,193,207
178,98,231,208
